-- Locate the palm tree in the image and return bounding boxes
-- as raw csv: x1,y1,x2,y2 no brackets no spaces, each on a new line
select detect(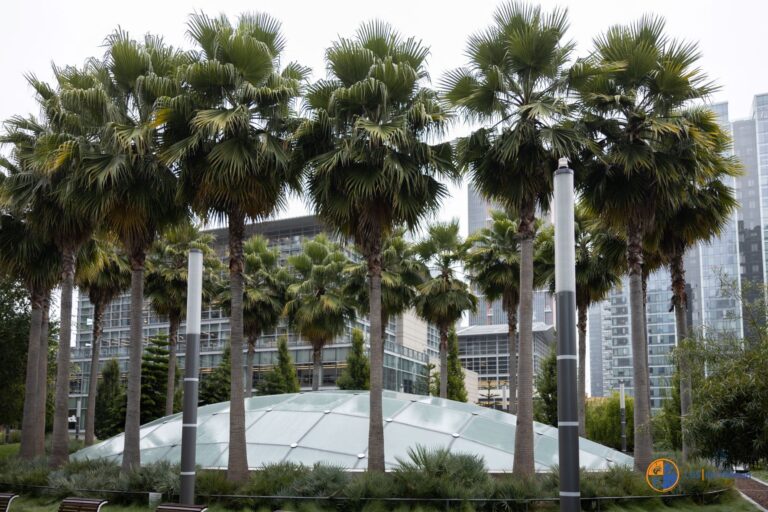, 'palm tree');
344,229,428,346
444,2,577,476
650,108,739,461
145,222,221,415
157,12,306,481
465,210,521,414
295,21,458,471
574,16,717,471
75,238,131,446
536,206,623,435
413,221,477,398
0,212,60,459
218,235,290,397
284,235,354,391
